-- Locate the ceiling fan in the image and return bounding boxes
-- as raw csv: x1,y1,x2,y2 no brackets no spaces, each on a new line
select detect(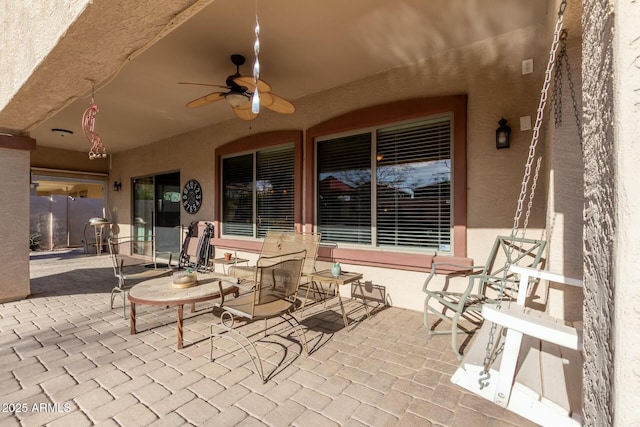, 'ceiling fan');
180,54,295,120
